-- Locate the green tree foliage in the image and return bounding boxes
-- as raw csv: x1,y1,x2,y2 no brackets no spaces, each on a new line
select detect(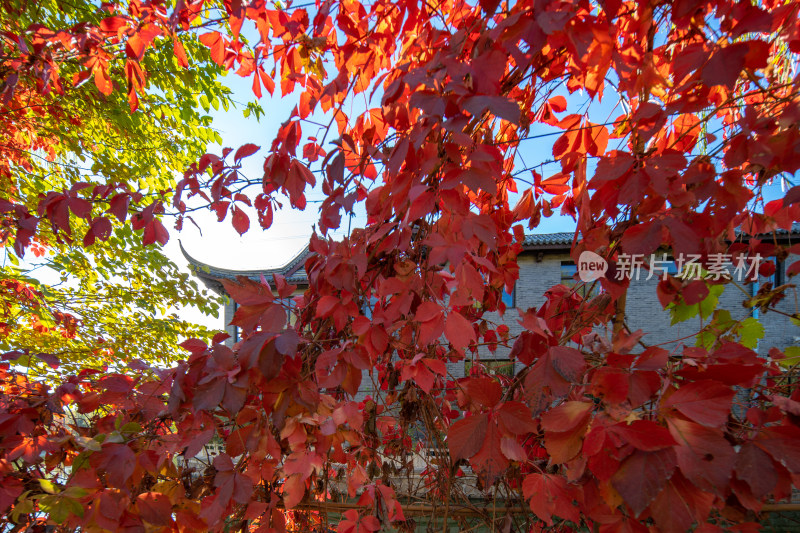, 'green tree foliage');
0,0,229,369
